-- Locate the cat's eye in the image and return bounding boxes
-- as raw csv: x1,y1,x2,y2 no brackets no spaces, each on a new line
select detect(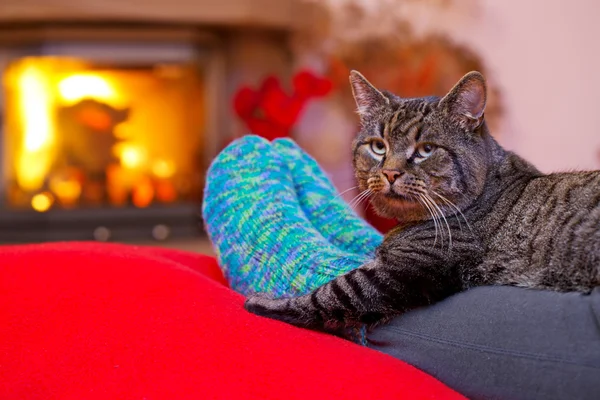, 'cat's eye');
415,143,436,159
370,140,387,156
